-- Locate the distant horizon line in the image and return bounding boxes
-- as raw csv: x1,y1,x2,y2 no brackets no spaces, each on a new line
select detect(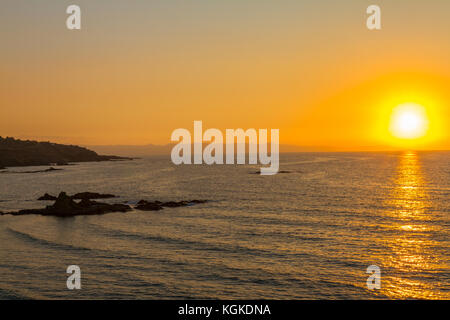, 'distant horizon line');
85,142,450,157
2,136,448,155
